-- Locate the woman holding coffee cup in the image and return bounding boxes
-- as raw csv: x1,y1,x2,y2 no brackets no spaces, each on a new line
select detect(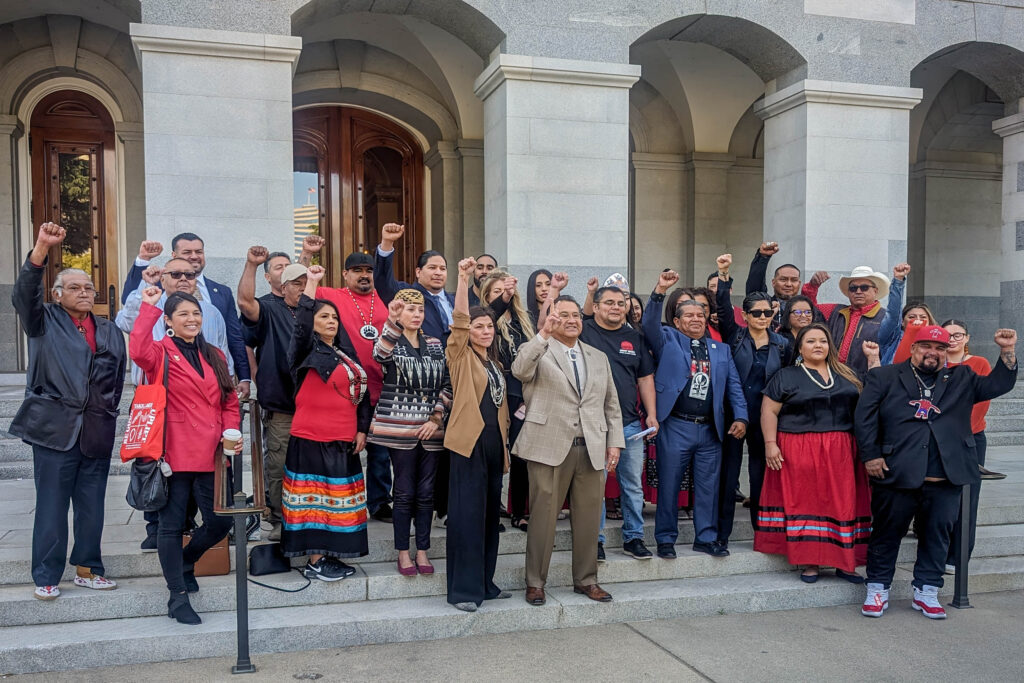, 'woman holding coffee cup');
130,288,240,625
280,265,372,582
